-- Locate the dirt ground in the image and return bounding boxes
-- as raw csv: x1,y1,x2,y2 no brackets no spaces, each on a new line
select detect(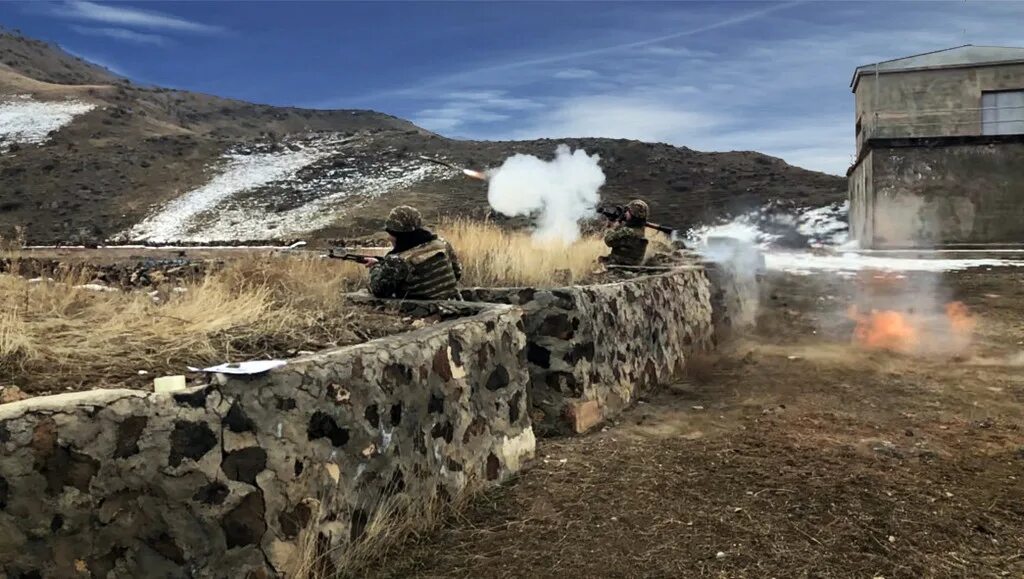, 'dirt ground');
359,267,1024,579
